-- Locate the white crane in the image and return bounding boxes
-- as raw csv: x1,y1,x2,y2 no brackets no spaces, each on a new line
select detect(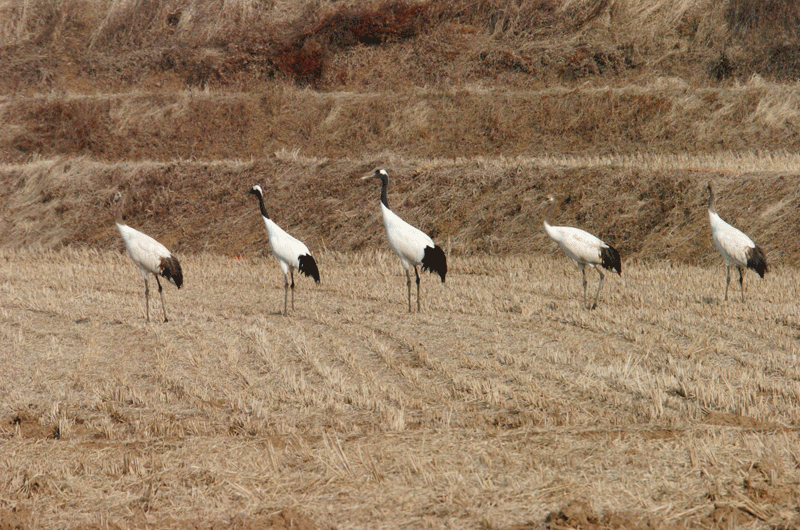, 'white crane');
543,195,621,310
114,192,183,322
362,169,447,312
248,185,320,315
707,182,767,302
